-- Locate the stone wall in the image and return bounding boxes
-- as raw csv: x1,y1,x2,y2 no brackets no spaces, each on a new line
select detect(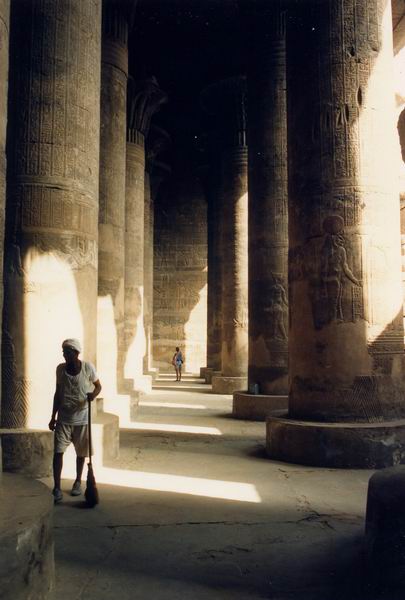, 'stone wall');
153,172,207,374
